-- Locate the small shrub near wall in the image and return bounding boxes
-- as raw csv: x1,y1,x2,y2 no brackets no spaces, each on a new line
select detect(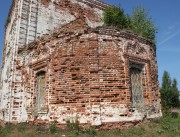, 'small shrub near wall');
171,109,179,118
